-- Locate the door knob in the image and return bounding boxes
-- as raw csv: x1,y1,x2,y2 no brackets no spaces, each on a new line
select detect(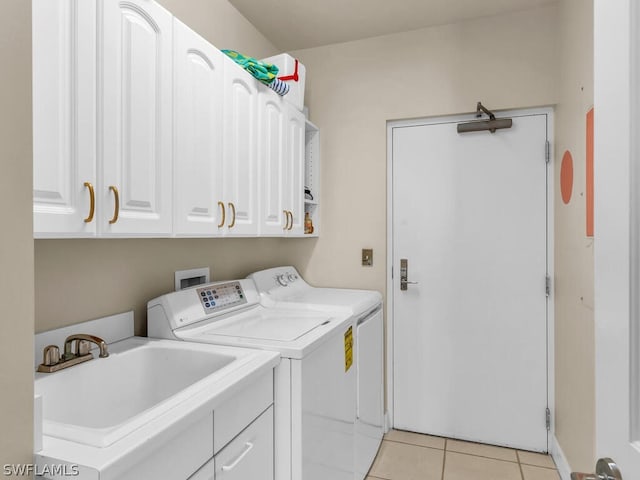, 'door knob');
571,458,623,480
400,258,419,291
